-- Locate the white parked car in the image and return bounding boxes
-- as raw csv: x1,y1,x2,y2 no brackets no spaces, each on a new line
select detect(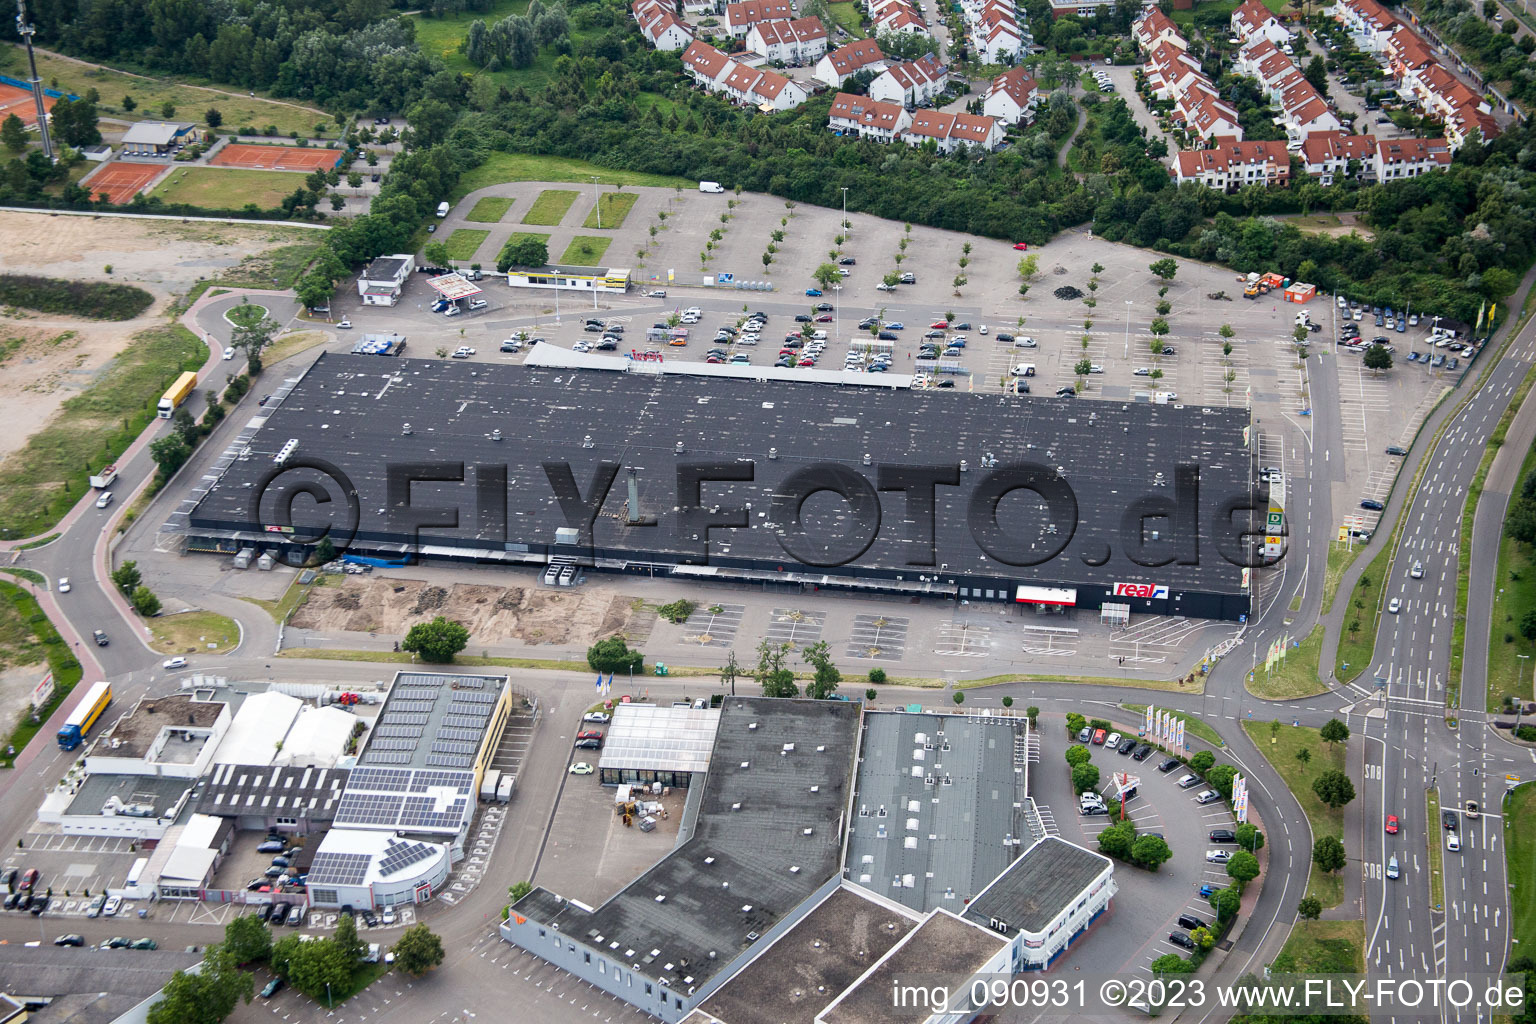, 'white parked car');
381,907,396,925
163,657,188,670
1105,732,1121,747
336,319,352,329
583,711,612,723
1014,336,1037,347
1134,367,1151,376
1206,849,1233,863
56,577,70,593
1089,364,1104,374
